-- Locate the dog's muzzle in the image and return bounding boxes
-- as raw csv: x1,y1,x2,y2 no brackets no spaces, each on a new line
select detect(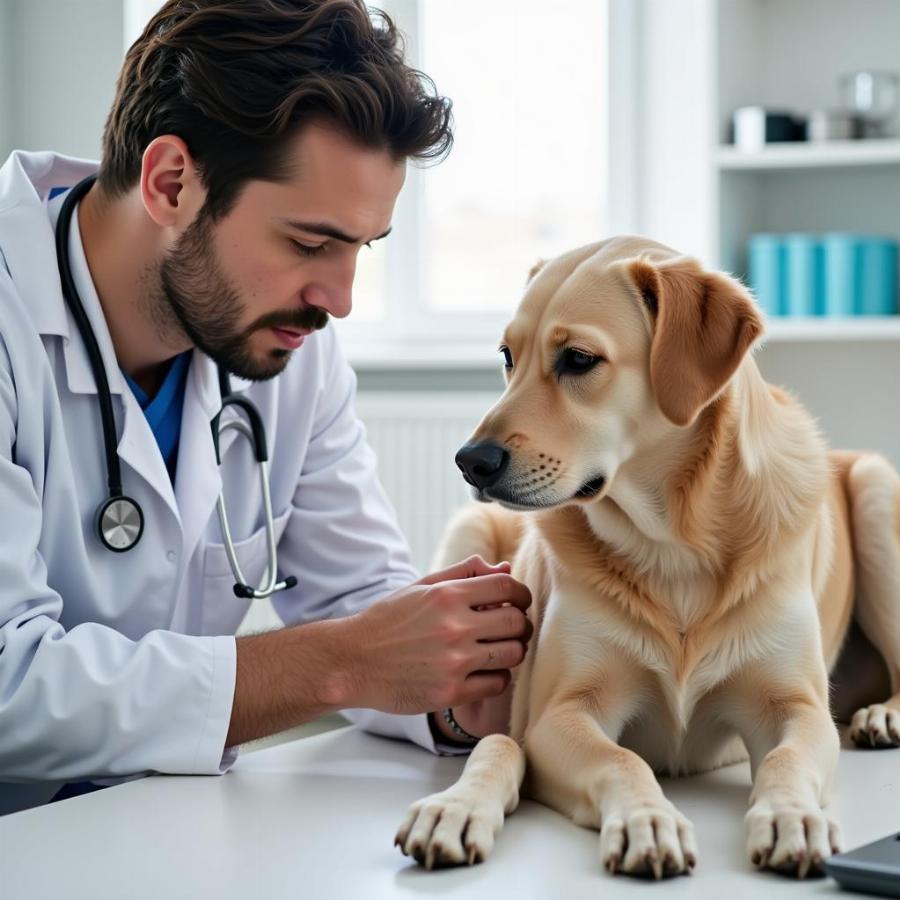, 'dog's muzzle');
455,441,510,490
